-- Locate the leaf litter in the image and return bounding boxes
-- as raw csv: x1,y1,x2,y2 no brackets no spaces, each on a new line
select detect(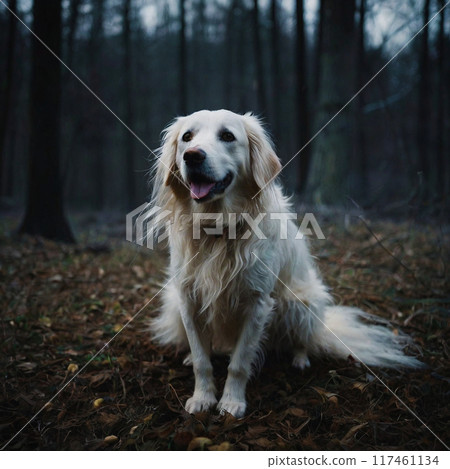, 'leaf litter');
0,217,448,450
